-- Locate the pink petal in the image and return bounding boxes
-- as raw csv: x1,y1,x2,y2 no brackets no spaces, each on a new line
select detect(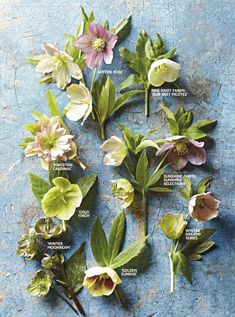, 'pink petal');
89,22,106,38
74,34,94,53
202,192,220,210
186,144,206,165
192,206,219,221
156,142,173,156
189,139,204,148
105,33,118,49
103,48,113,64
168,149,188,170
86,51,103,69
